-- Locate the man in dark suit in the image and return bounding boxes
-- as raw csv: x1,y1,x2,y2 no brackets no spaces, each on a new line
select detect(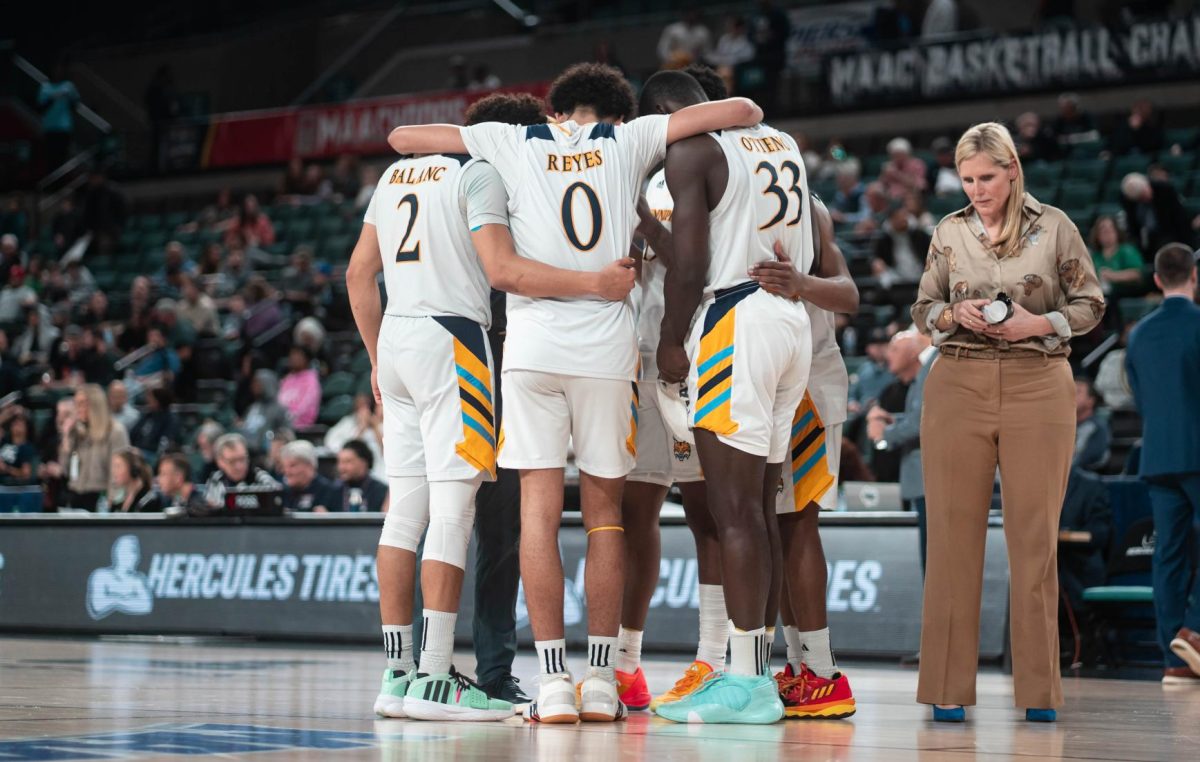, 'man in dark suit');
1125,243,1200,684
